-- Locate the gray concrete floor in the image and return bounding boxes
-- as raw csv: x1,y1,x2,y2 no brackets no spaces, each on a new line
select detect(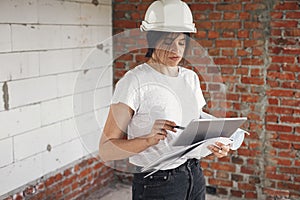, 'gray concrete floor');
87,182,227,200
